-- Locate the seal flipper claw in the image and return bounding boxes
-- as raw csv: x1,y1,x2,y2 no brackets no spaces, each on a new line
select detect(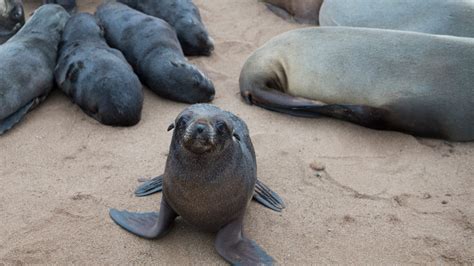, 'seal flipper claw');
253,179,285,212
216,215,274,265
134,175,163,197
0,95,48,135
109,199,177,239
